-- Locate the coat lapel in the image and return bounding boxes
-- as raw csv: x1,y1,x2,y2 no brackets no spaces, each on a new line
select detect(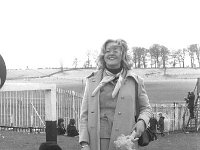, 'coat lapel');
88,69,103,150
89,69,103,95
